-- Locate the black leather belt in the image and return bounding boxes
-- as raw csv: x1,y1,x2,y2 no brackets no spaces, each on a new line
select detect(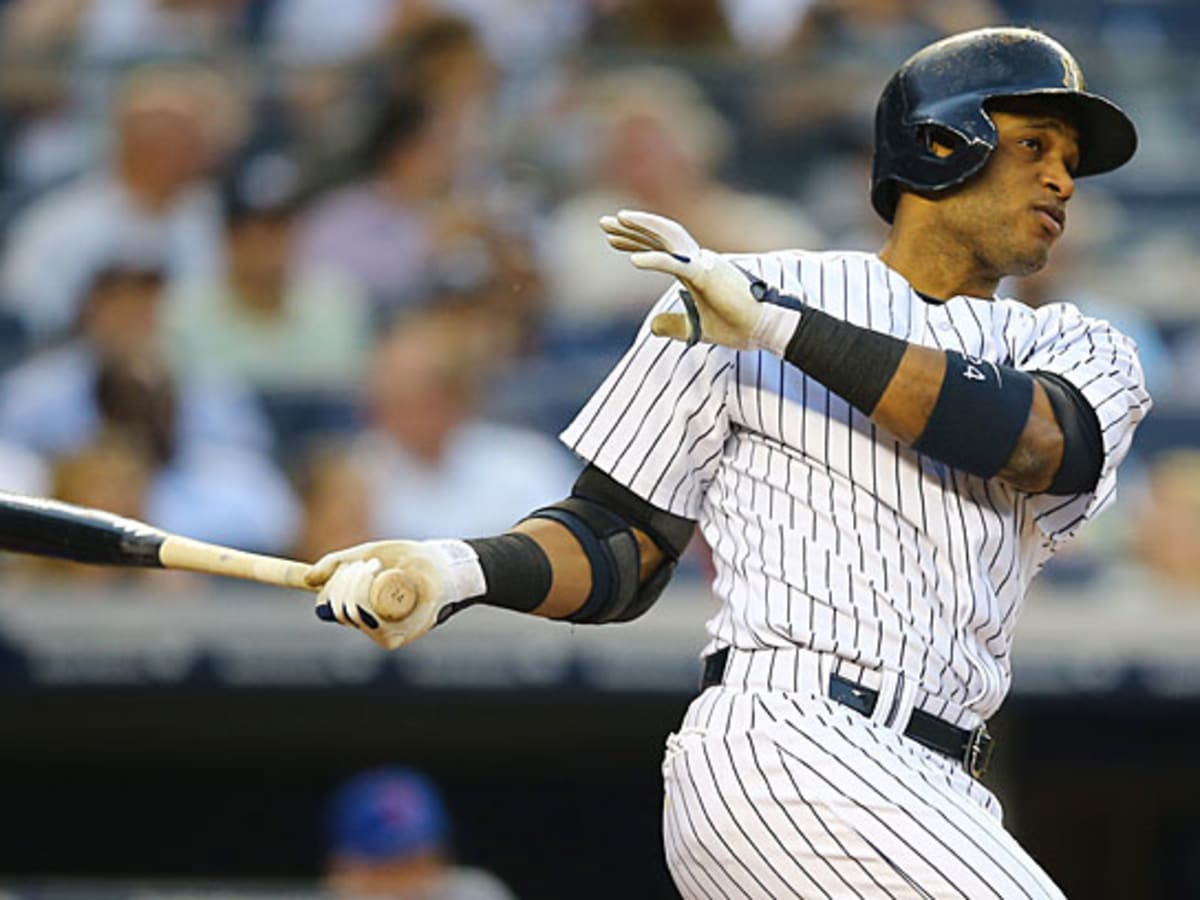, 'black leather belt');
701,647,994,778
